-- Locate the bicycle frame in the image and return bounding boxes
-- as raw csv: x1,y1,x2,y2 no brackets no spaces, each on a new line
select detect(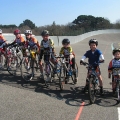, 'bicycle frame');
88,67,99,84
59,56,72,74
